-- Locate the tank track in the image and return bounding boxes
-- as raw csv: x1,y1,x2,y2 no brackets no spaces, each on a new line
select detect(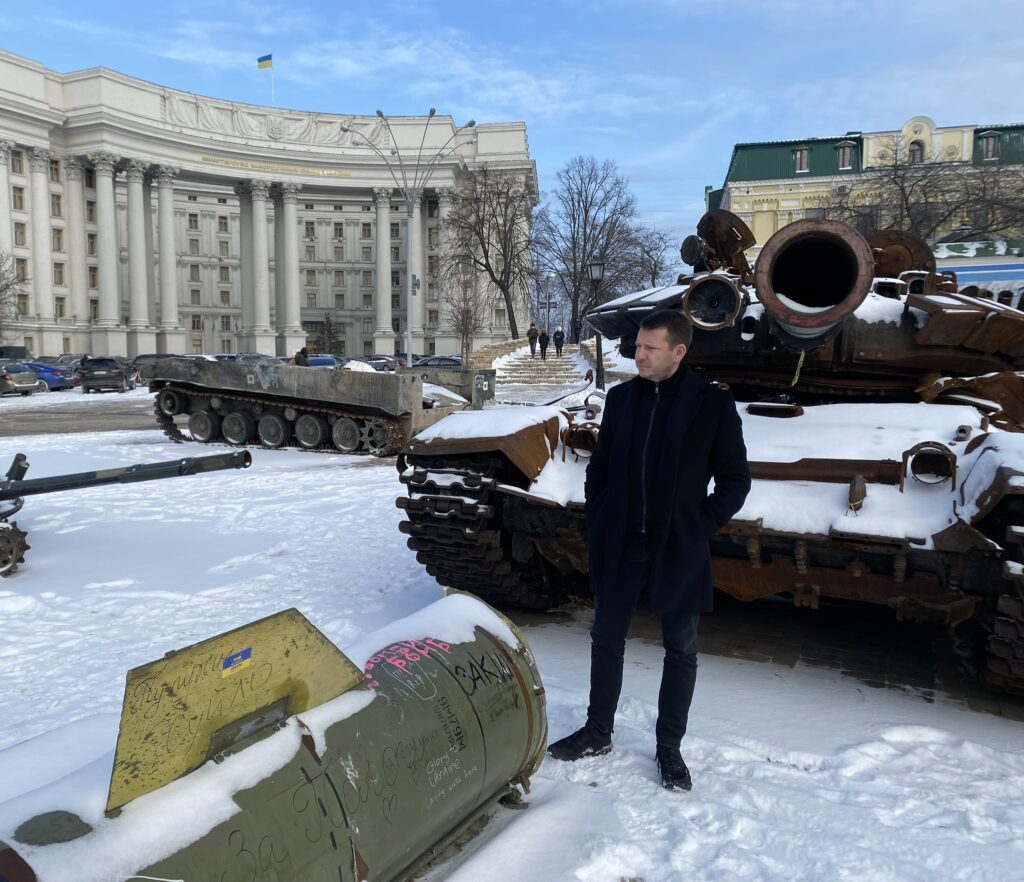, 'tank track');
397,455,556,610
153,385,405,456
0,521,30,577
984,513,1024,695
